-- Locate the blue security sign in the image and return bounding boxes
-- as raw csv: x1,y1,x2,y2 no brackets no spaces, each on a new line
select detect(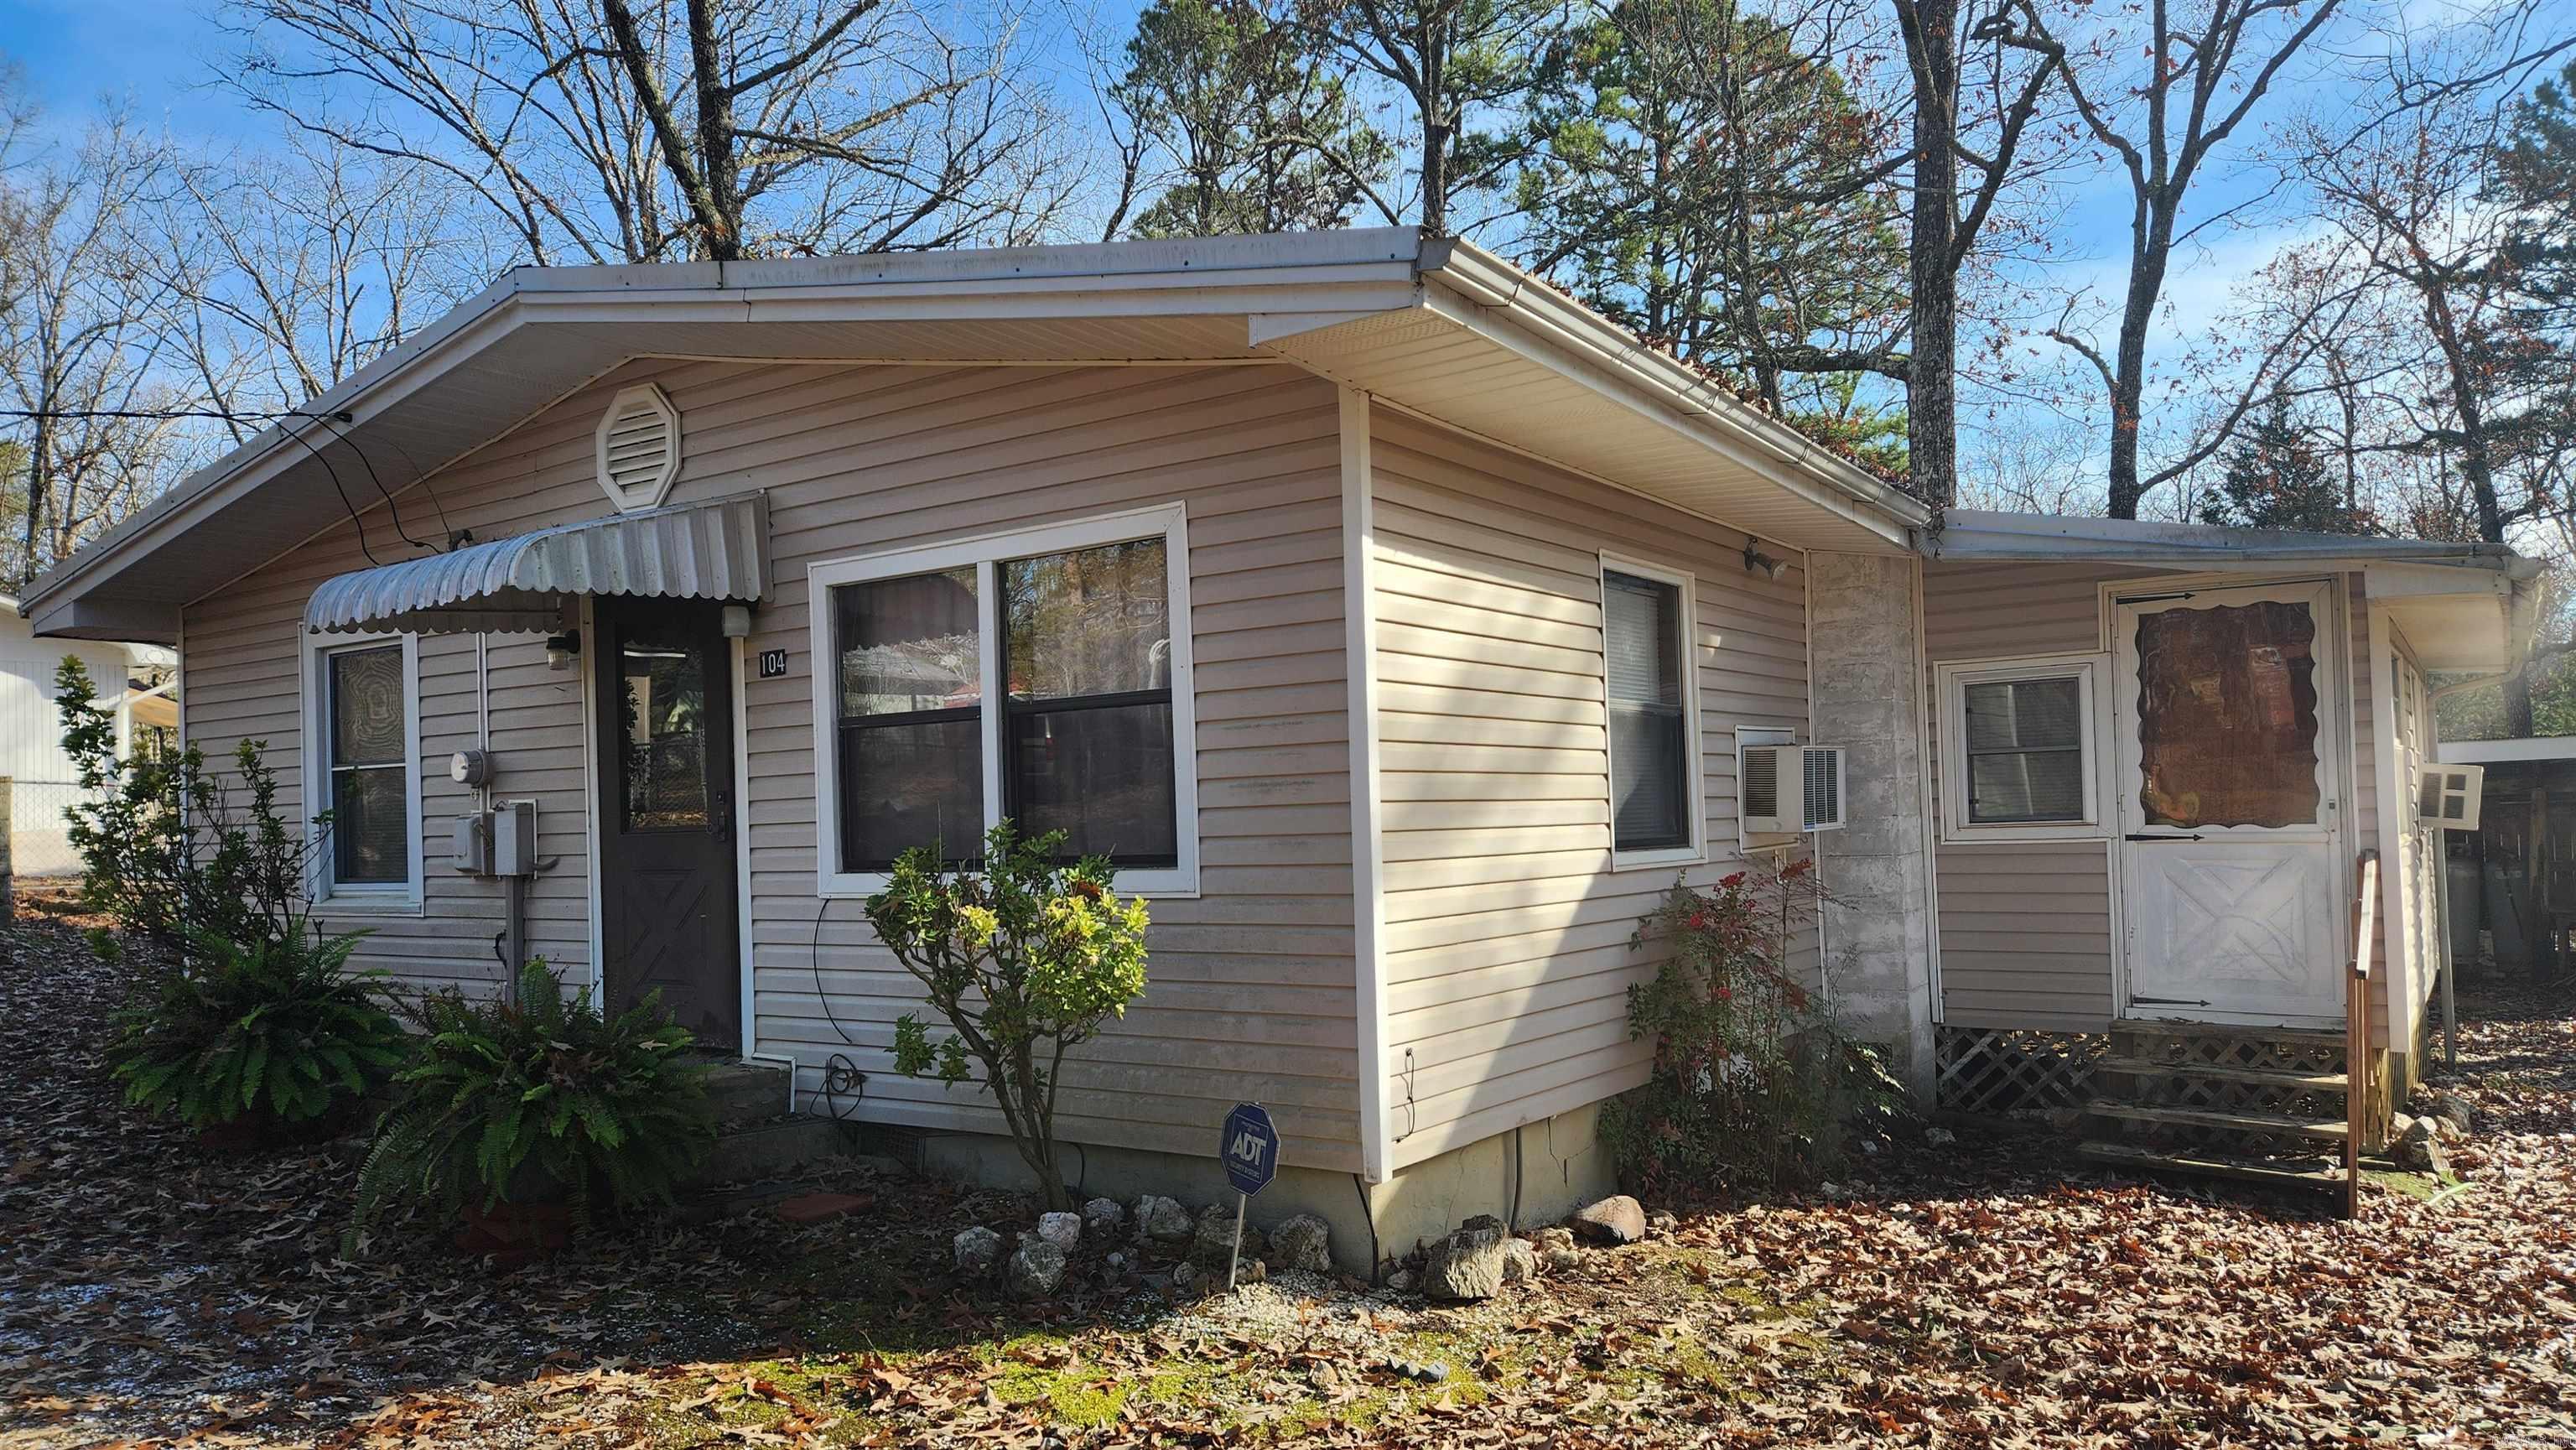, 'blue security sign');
1221,1103,1279,1195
